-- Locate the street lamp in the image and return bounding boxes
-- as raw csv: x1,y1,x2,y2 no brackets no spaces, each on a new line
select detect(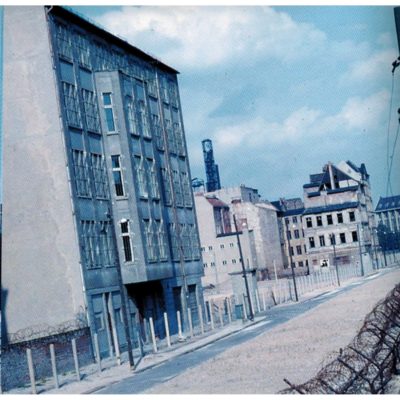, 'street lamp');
233,214,254,321
286,224,299,302
329,233,340,286
357,223,365,276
